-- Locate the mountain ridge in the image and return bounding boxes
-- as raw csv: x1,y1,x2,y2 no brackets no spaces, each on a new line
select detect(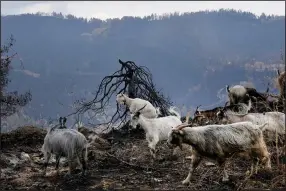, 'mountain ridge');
1,9,285,125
